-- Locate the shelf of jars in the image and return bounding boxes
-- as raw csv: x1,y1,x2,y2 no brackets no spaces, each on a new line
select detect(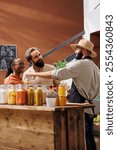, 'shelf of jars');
0,83,68,106
0,83,95,111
